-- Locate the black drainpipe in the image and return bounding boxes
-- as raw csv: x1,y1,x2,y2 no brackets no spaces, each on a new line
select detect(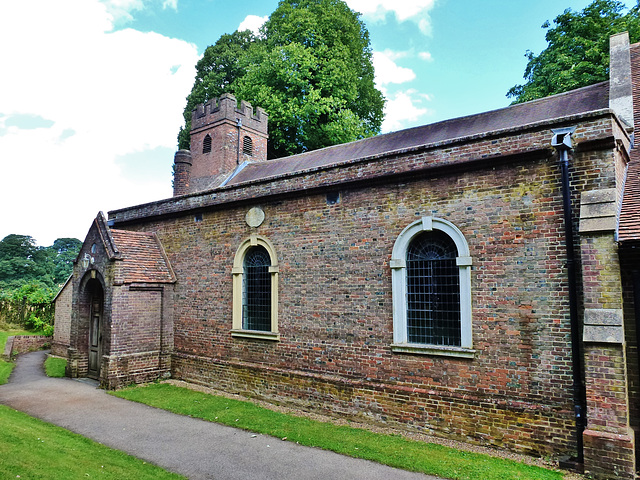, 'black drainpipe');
236,118,242,166
551,127,586,464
